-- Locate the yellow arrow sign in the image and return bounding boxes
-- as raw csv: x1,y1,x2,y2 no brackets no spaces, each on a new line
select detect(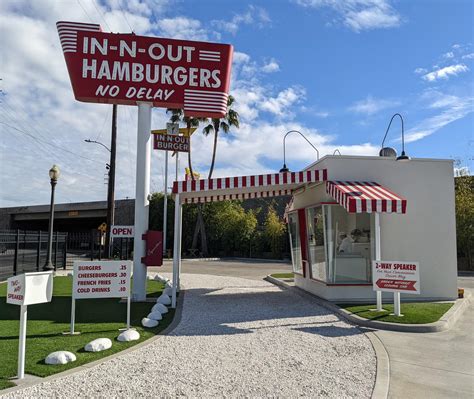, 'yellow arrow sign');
98,222,107,233
151,127,197,137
